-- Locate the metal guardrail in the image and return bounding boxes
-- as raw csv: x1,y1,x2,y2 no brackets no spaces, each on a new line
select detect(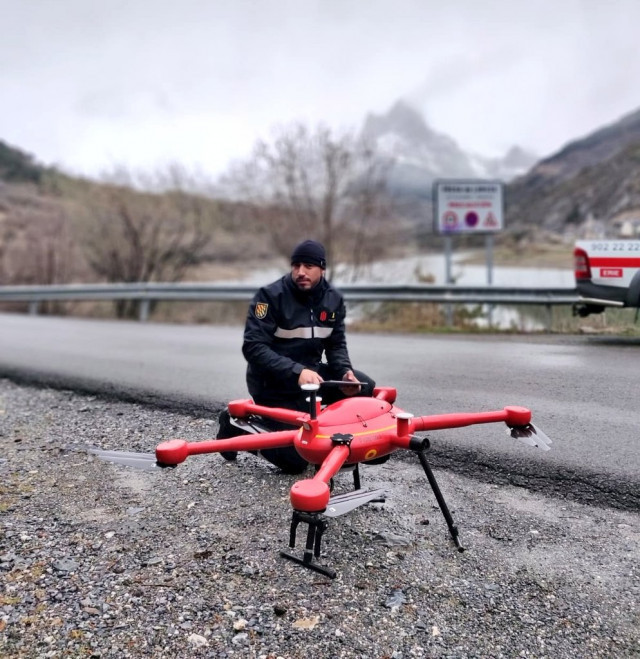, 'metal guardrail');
0,282,582,328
